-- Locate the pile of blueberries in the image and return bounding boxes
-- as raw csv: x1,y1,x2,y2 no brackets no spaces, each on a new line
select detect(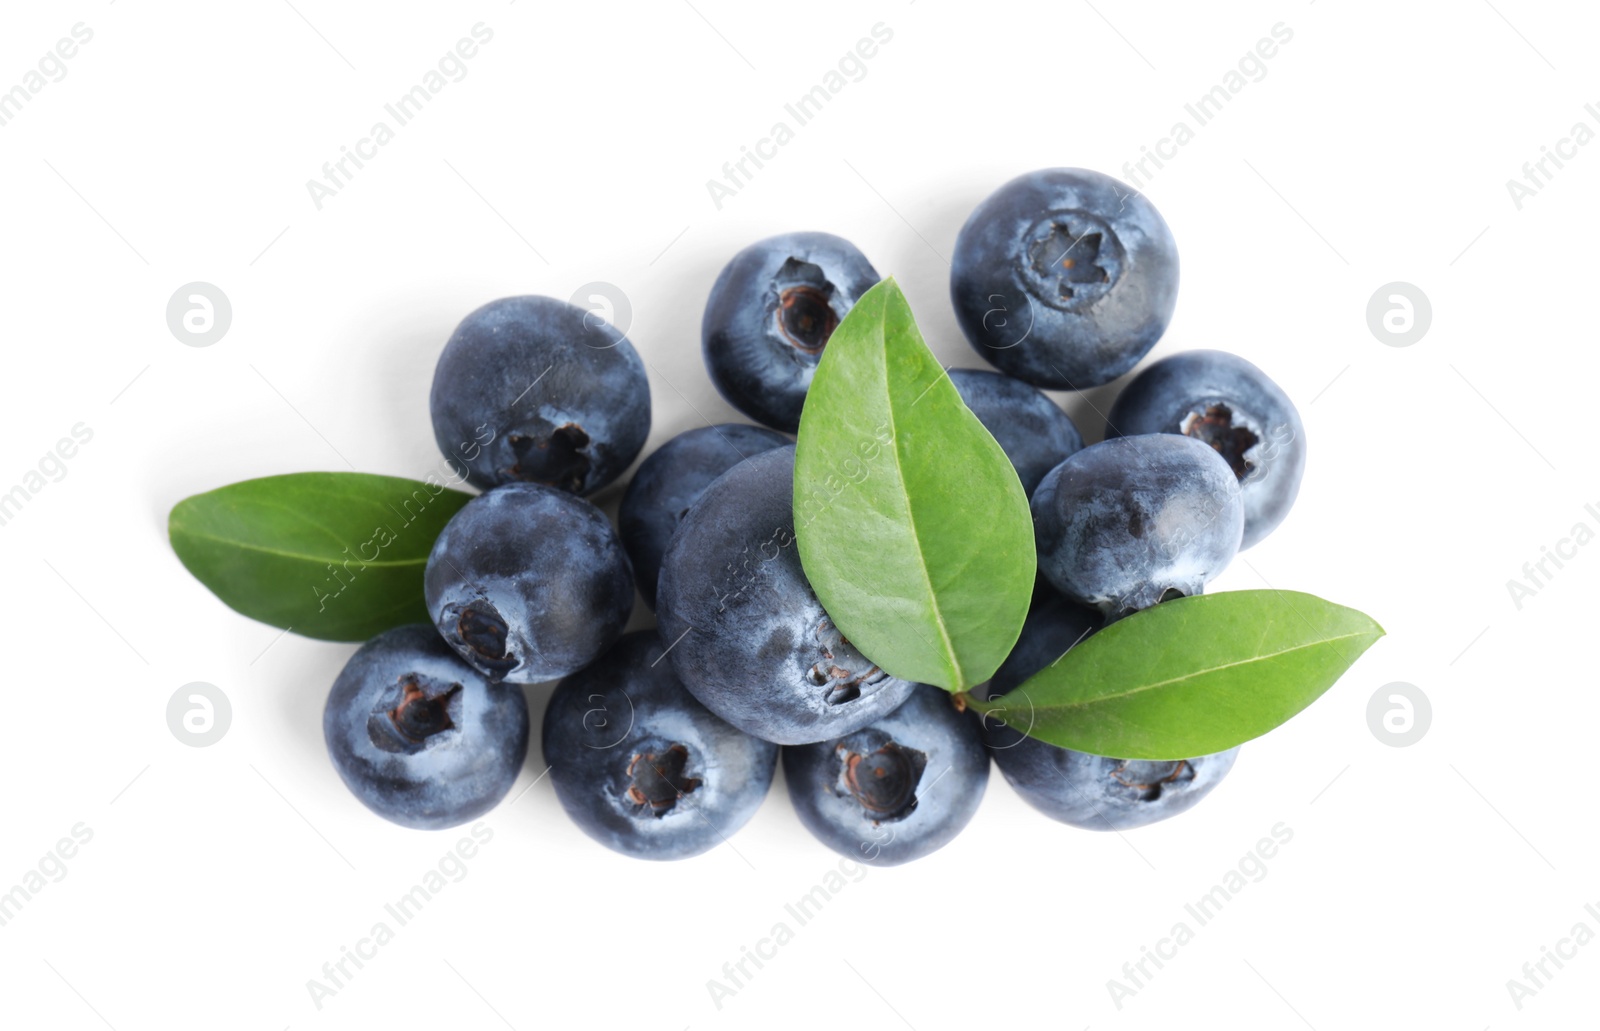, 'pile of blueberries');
324,168,1307,865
